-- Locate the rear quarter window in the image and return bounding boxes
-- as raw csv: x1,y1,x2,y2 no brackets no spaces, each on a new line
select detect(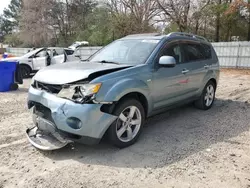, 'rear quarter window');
200,44,212,59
